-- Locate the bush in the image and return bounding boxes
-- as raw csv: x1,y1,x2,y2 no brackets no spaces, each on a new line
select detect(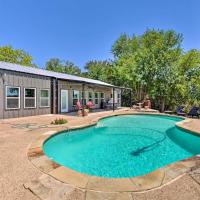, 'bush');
51,118,68,125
